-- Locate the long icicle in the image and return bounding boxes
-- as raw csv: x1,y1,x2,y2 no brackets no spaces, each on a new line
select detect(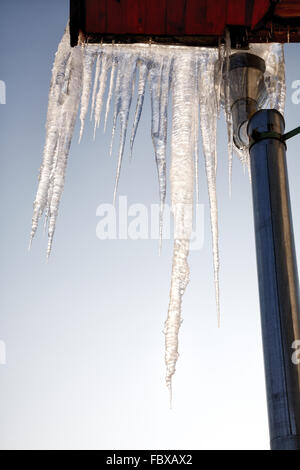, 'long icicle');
193,50,200,202
90,50,101,121
130,60,149,159
109,53,123,157
79,47,95,142
113,53,137,204
104,50,116,132
199,51,220,328
149,55,172,253
224,29,233,197
47,45,83,257
30,26,71,248
94,52,110,137
164,50,195,406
